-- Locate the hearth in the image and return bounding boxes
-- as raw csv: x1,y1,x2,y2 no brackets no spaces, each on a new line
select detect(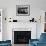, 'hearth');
14,31,31,44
